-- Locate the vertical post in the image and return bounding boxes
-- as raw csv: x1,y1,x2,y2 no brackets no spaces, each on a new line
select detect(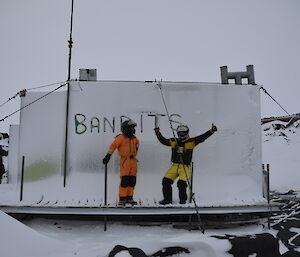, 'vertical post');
63,83,70,188
220,66,229,84
246,65,255,85
262,163,265,198
189,162,194,203
104,164,108,206
266,164,270,204
262,163,271,229
266,163,271,229
67,0,74,82
20,156,25,201
104,163,108,231
63,0,75,187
